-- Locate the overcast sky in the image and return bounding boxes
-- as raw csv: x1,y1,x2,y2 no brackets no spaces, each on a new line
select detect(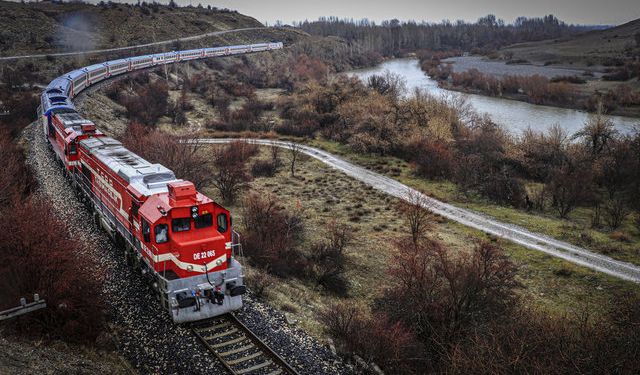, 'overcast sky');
169,0,640,26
